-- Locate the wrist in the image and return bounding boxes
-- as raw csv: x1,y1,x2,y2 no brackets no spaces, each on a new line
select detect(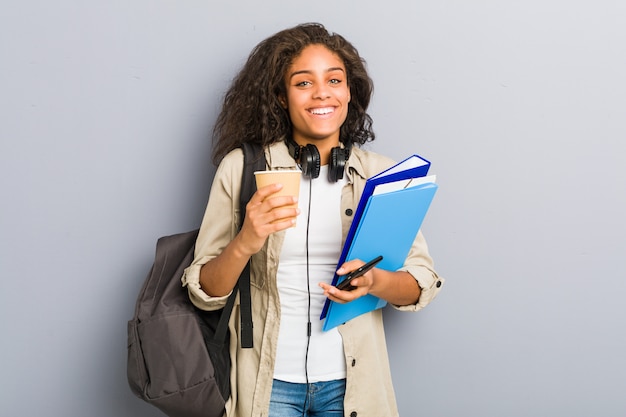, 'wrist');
231,232,255,260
